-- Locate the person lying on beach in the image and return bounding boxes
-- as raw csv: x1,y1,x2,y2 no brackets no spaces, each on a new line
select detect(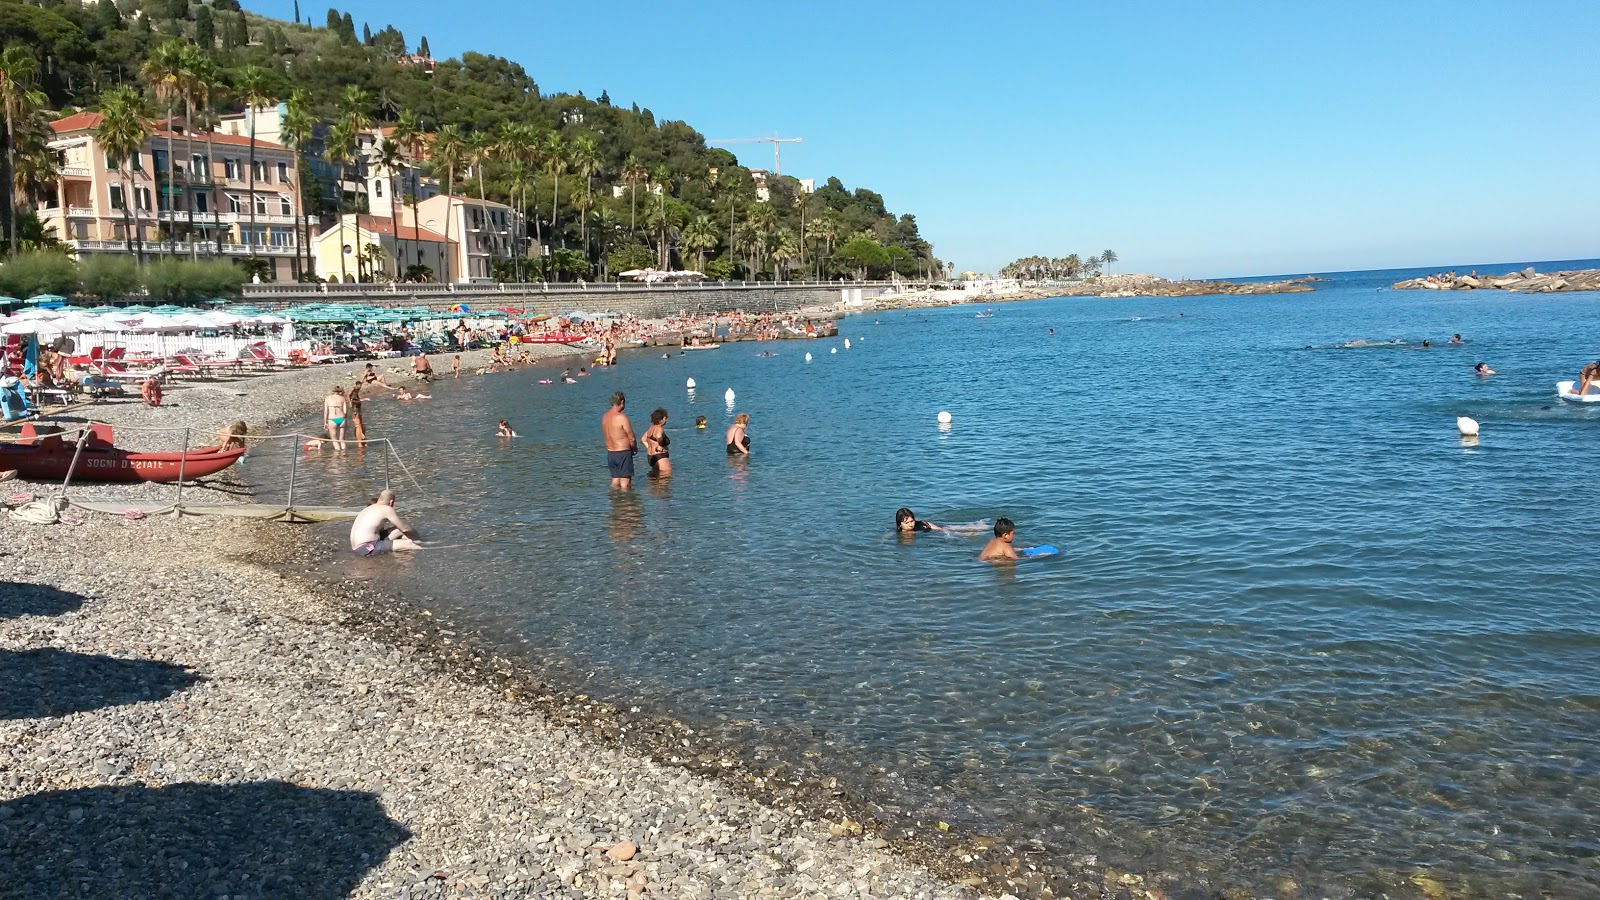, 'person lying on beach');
1576,361,1600,396
497,418,517,437
350,489,422,555
360,364,394,389
979,518,1020,561
1474,362,1496,376
216,420,248,451
896,507,943,533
